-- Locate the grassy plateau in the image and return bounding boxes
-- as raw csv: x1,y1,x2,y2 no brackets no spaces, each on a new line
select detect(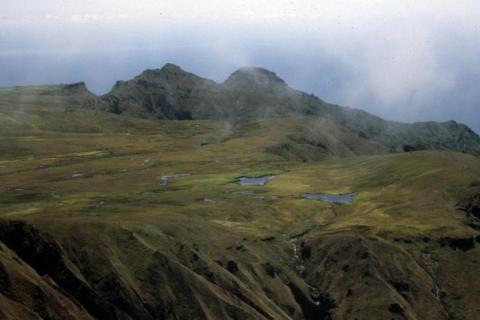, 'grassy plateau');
0,85,479,320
